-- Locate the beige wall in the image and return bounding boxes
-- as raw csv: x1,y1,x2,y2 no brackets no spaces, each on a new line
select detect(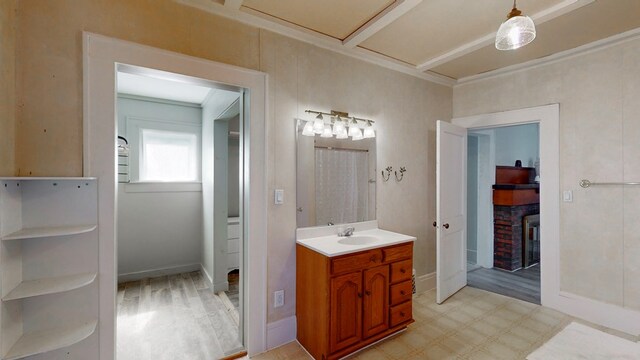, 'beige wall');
10,0,452,323
454,39,640,311
0,0,16,176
